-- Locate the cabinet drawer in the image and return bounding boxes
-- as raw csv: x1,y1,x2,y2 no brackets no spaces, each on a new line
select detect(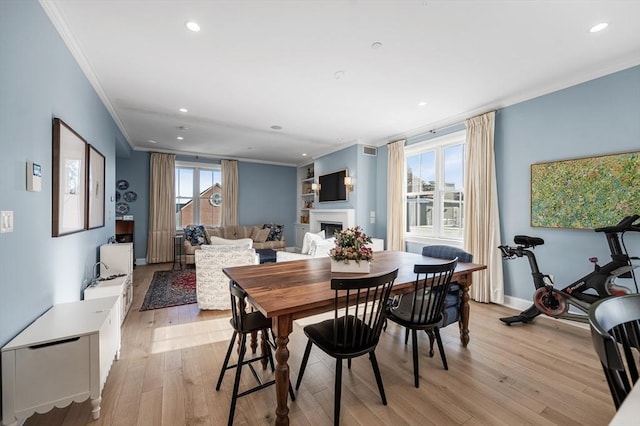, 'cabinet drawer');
15,336,91,412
